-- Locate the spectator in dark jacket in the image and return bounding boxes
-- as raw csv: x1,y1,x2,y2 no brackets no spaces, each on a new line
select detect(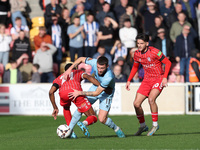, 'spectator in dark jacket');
174,25,197,82
151,28,173,60
44,0,62,28
12,30,32,62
